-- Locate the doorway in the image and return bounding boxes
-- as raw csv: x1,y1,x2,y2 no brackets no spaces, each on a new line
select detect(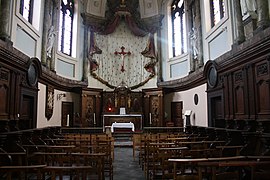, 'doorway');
20,95,35,129
171,102,183,127
61,102,74,127
210,96,224,128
